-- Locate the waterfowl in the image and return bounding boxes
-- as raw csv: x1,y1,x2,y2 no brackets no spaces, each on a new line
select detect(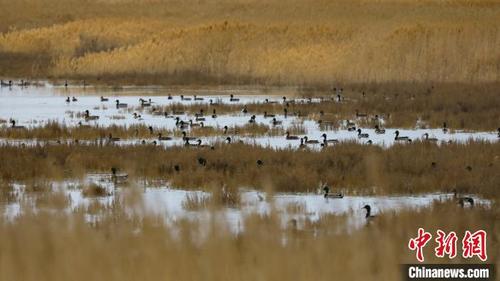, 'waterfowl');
374,125,385,134
323,186,343,199
140,98,152,107
158,133,172,141
176,118,188,129
256,160,264,166
423,133,438,142
209,99,219,106
248,115,256,123
182,131,196,141
65,97,71,103
321,133,339,143
133,112,143,120
336,94,342,102
180,95,192,101
174,165,180,172
303,136,319,144
148,126,154,134
271,118,282,126
299,138,306,148
189,120,201,127
72,97,78,102
108,134,121,142
0,80,11,87
265,98,277,104
286,131,299,140
242,105,248,114
9,120,25,129
78,121,91,128
84,110,99,121
199,122,212,129
194,95,204,101
111,167,128,183
355,109,367,118
263,111,275,118
347,126,357,132
458,197,474,208
212,109,217,119
195,109,205,117
223,126,229,134
115,100,128,108
64,80,68,88
394,130,410,141
225,137,232,144
346,120,356,127
283,108,288,118
195,116,206,122
151,108,164,116
357,129,369,138
198,157,207,166
229,94,239,102
196,139,209,148
362,204,375,219
442,122,448,133
366,140,373,145
100,96,109,102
